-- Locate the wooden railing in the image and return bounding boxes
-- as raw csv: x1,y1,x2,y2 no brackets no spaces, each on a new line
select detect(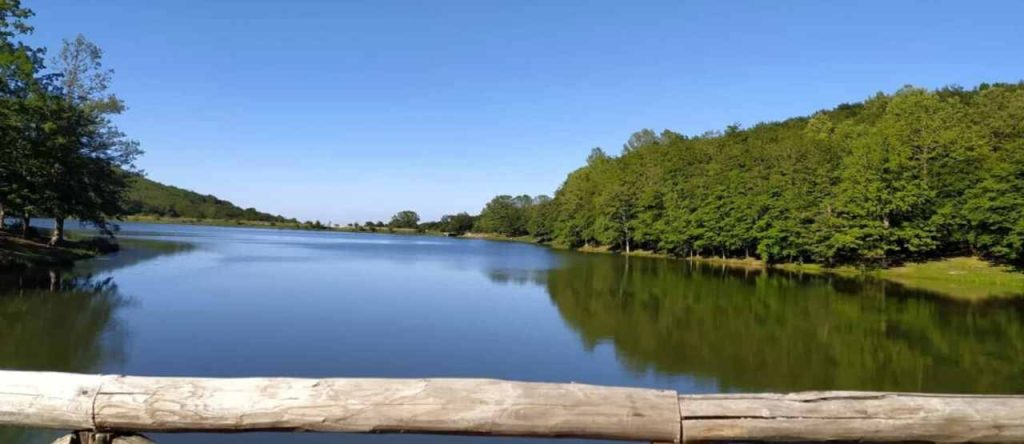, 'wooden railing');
2,370,1023,443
